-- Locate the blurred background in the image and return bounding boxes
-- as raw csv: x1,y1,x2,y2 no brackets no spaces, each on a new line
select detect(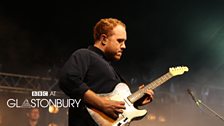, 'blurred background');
0,0,224,126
